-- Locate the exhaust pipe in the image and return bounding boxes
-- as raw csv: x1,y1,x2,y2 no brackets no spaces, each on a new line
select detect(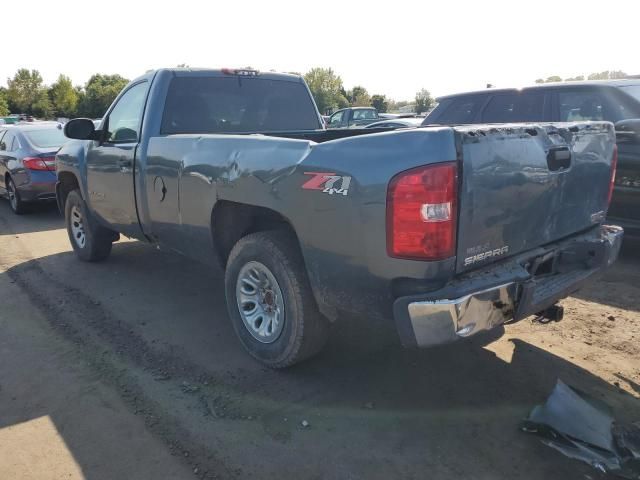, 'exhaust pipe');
535,304,564,324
